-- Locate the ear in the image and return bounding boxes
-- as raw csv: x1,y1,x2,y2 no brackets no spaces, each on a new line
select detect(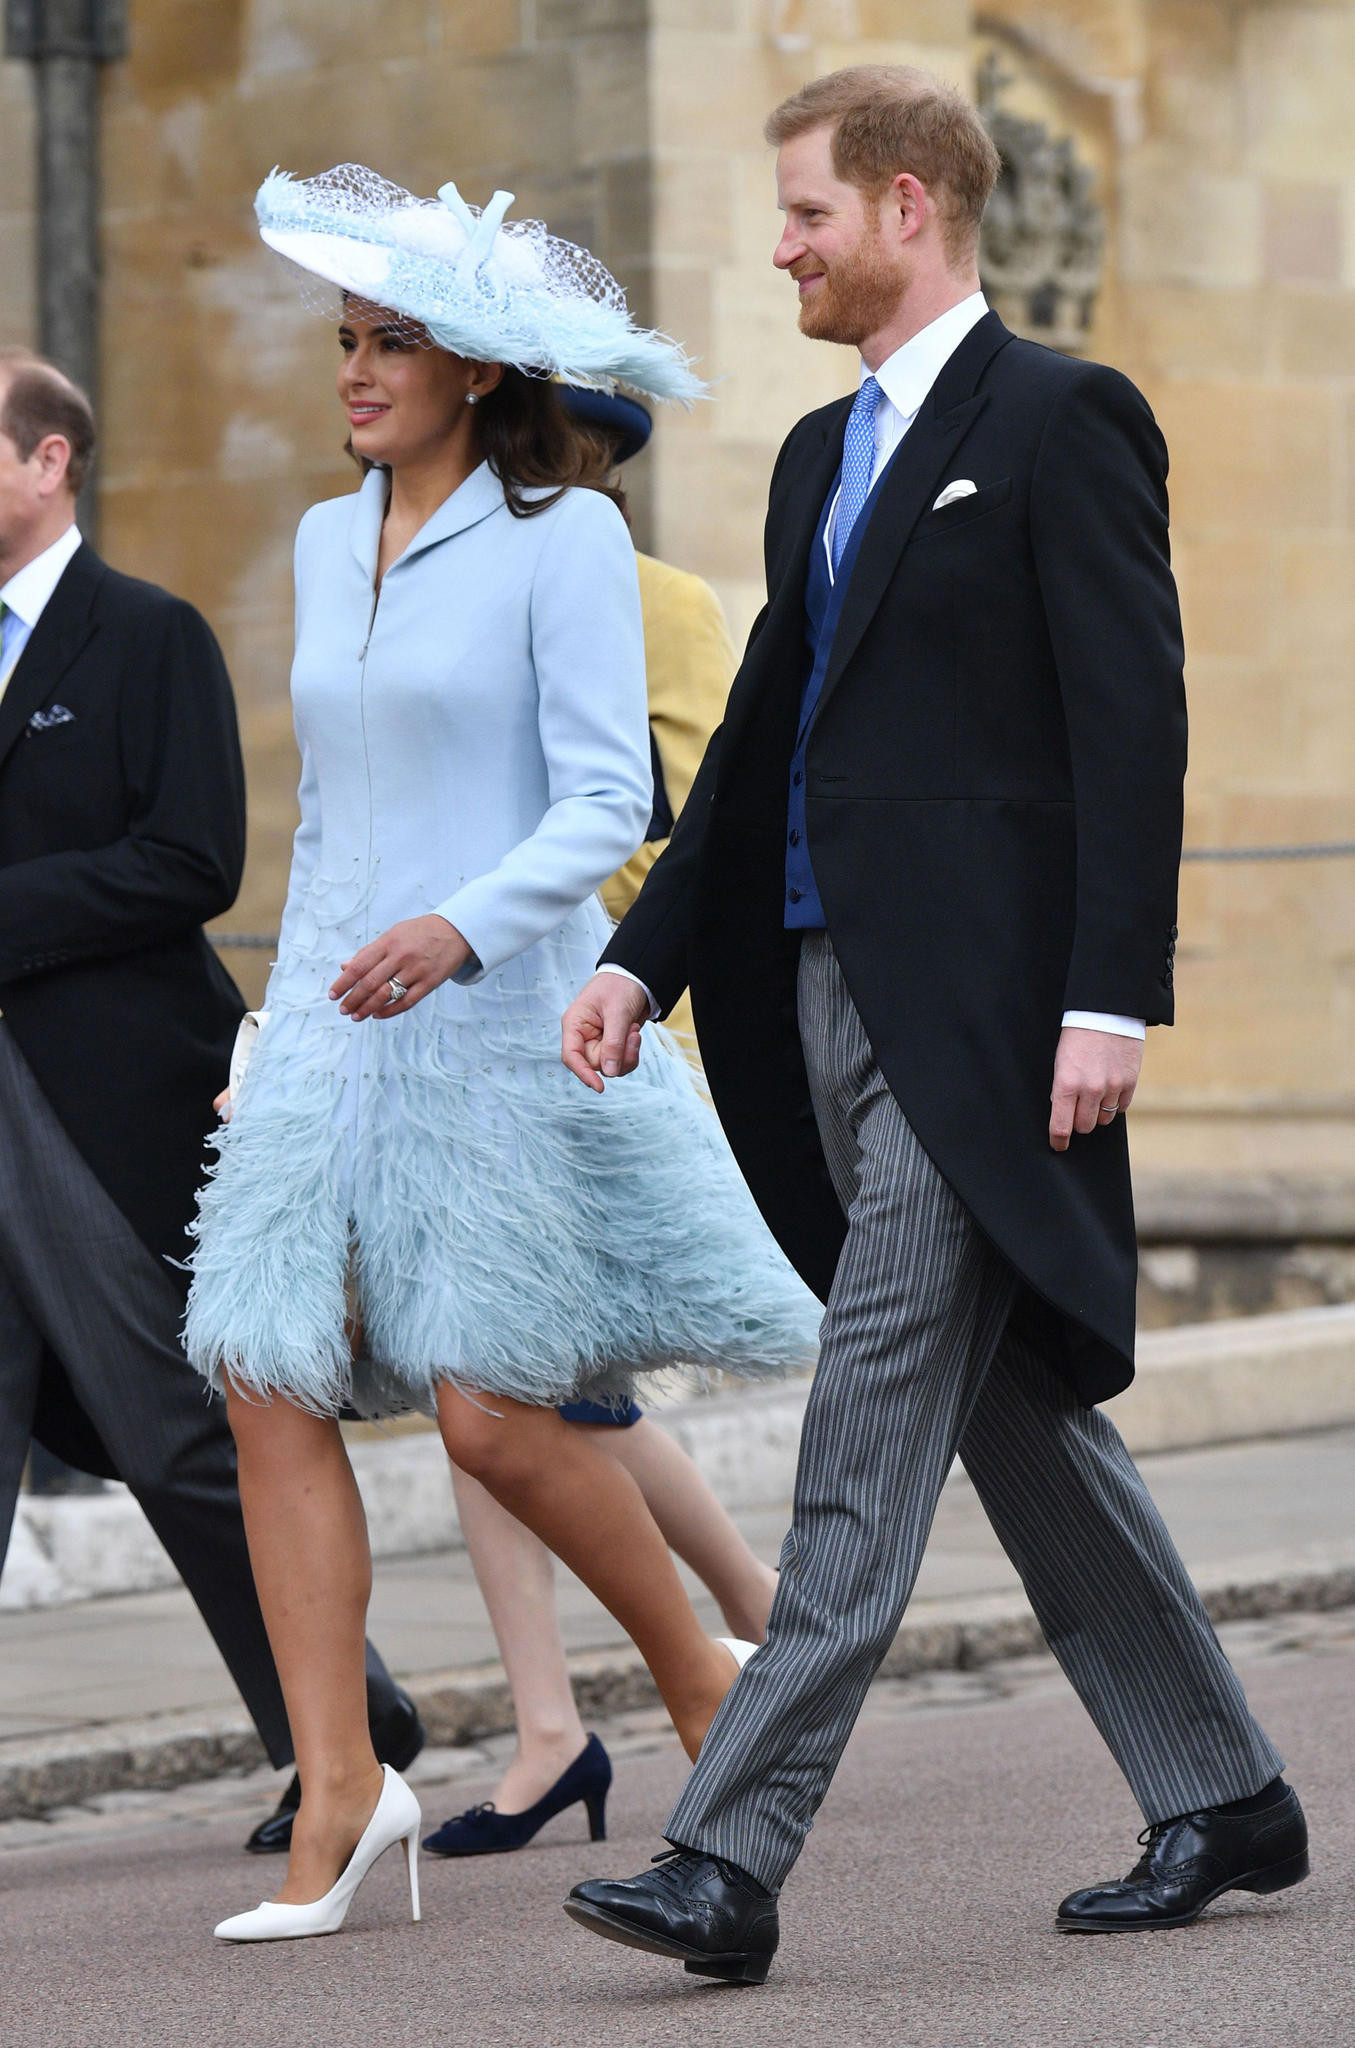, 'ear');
466,361,506,402
32,432,74,501
887,172,929,246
